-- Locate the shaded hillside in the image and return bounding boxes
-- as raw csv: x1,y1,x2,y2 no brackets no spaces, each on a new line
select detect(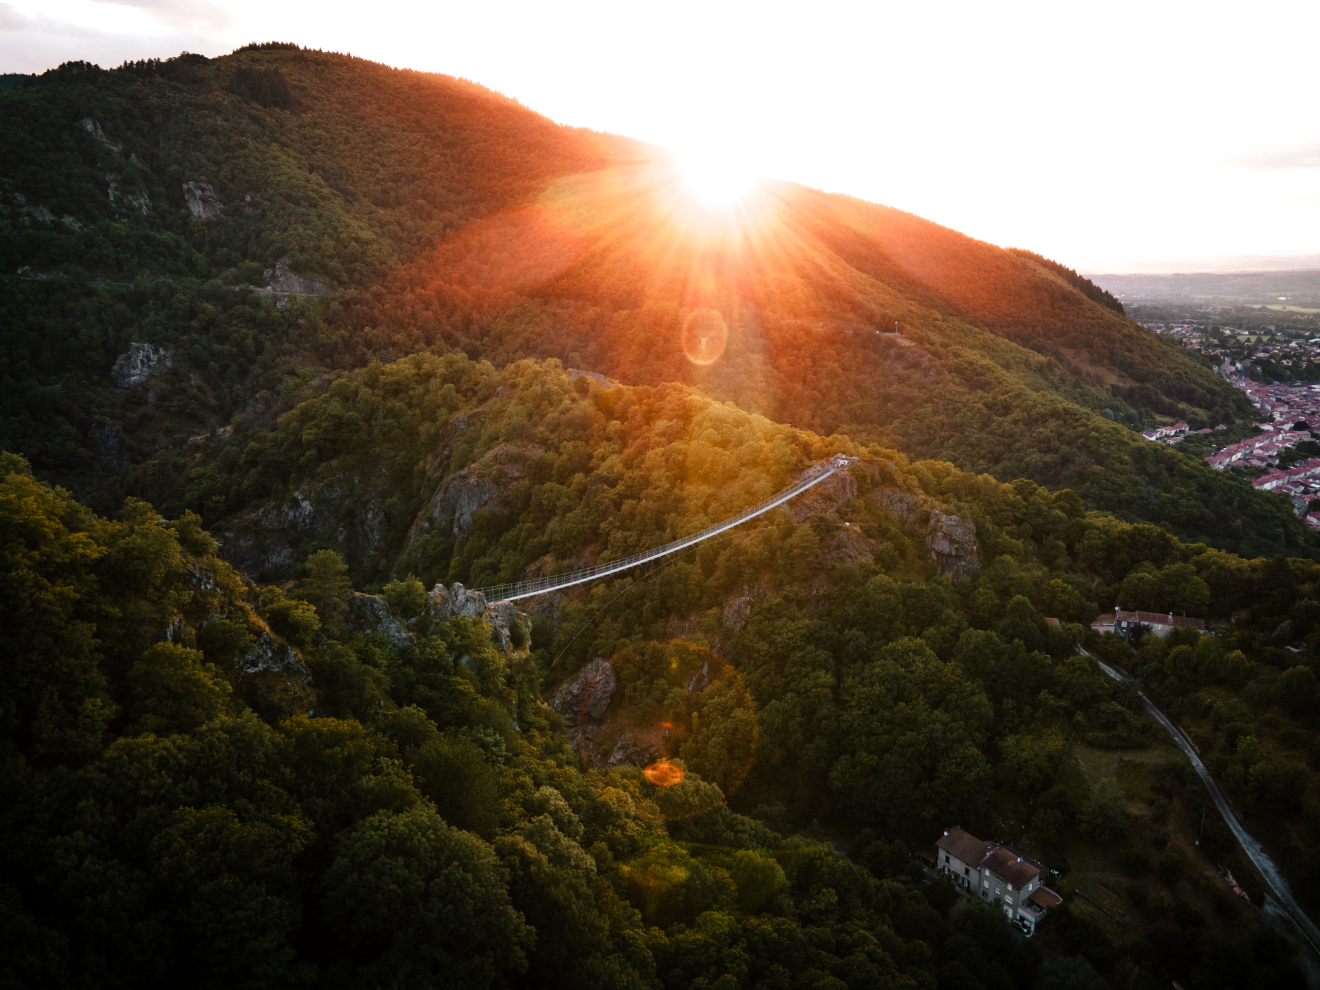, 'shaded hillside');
0,45,1303,557
155,355,1320,970
9,430,1312,989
